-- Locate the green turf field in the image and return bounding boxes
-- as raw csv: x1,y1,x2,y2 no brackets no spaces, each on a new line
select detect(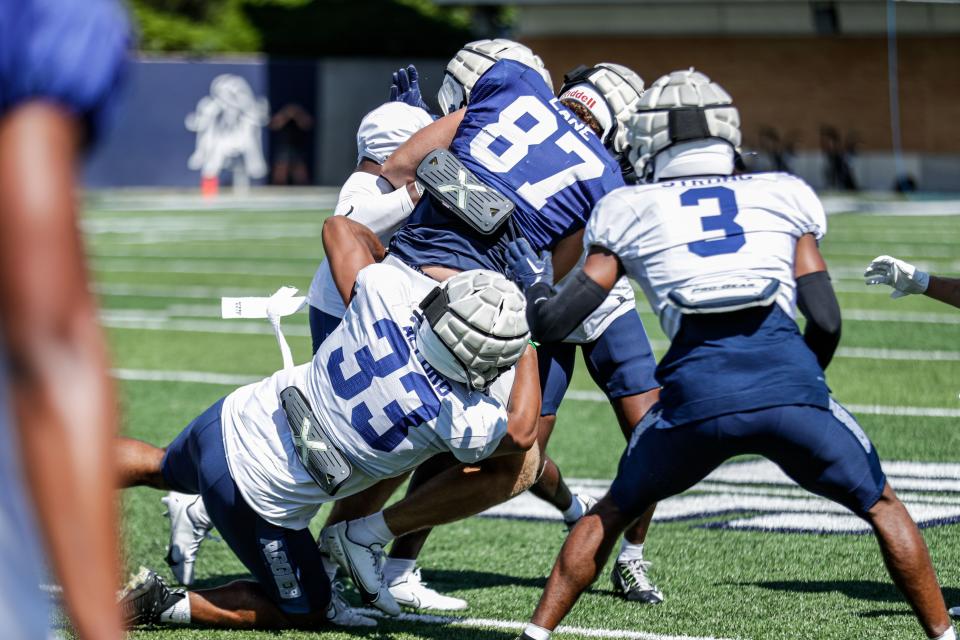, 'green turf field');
85,206,959,639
